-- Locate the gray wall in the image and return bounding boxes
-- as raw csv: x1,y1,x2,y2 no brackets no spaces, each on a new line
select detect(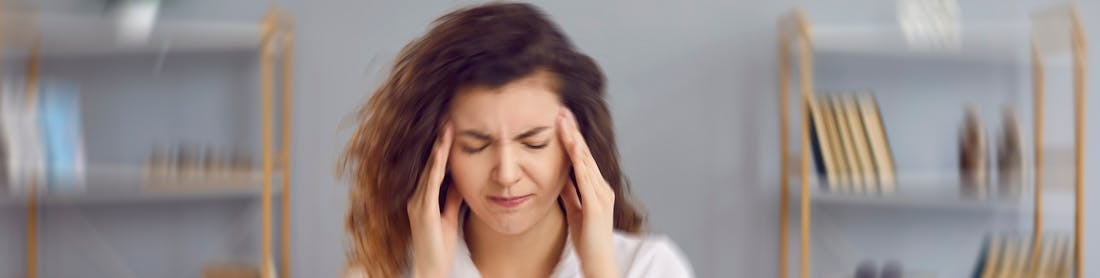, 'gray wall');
3,0,1100,277
285,1,1100,277
282,1,790,276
